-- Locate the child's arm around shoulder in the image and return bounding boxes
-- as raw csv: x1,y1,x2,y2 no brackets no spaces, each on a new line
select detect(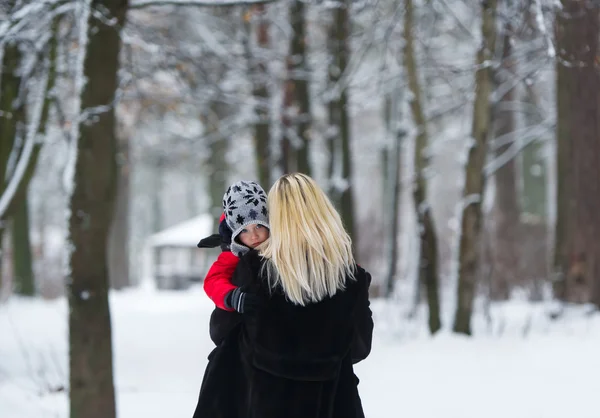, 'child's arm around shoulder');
203,251,240,311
